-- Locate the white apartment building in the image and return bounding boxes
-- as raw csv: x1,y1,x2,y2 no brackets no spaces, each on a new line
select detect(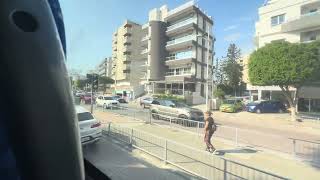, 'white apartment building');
249,0,320,112
97,57,112,78
141,1,215,104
